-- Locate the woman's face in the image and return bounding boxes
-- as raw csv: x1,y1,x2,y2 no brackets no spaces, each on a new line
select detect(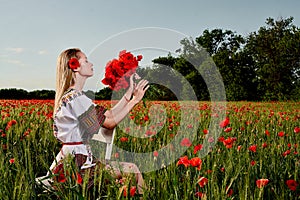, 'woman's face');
77,52,94,77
